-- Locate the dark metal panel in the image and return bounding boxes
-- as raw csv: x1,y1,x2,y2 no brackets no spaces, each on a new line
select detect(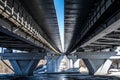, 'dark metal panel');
64,0,99,53
0,53,46,60
0,26,44,51
64,0,120,53
19,0,62,52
